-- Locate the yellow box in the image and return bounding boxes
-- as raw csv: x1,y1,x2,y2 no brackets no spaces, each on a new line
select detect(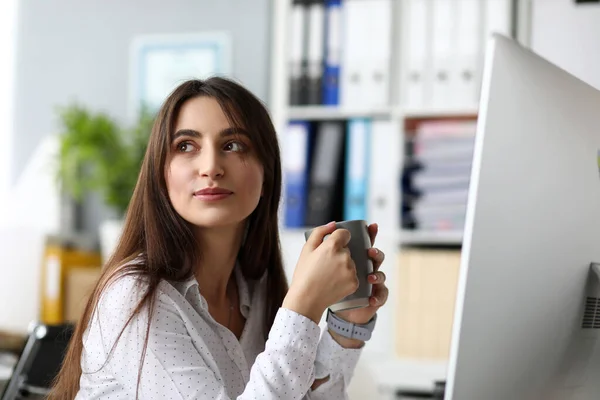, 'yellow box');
39,236,102,325
64,266,103,323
